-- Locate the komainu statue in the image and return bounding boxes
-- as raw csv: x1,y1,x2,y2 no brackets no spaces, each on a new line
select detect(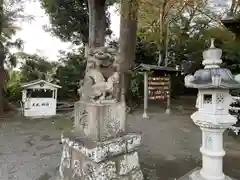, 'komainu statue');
60,46,143,180
79,46,120,103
